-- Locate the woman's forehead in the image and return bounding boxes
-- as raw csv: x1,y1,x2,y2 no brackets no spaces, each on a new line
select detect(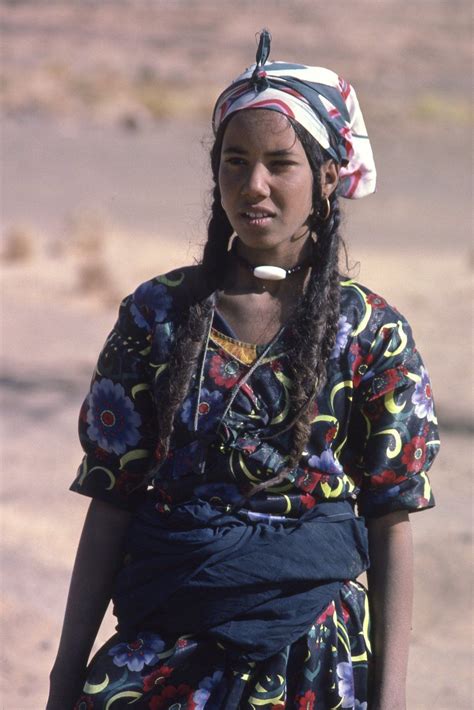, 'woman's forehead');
221,109,301,152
